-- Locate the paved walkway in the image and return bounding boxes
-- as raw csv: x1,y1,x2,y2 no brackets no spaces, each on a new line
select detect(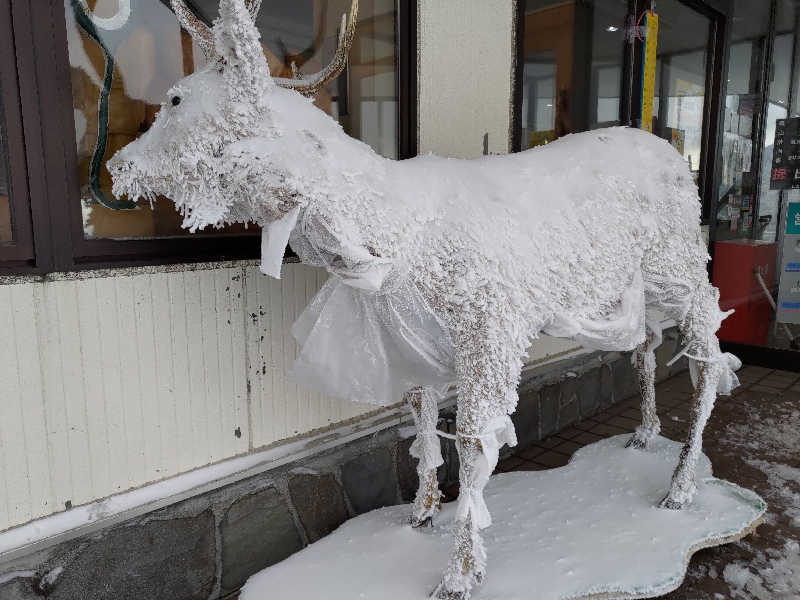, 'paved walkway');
497,365,800,599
